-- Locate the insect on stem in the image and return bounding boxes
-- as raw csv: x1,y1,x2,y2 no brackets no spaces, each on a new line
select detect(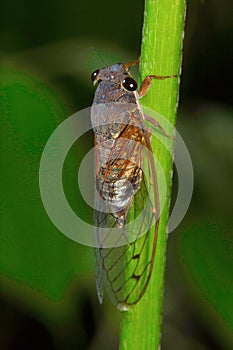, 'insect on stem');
91,60,176,310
